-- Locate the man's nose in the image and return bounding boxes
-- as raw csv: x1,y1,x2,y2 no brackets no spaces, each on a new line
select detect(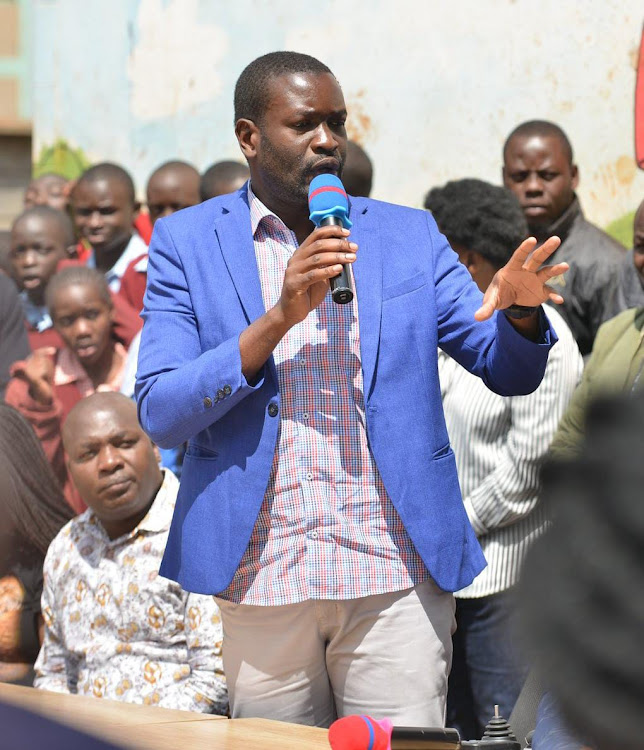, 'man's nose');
88,211,103,228
98,444,123,472
524,173,543,195
73,318,92,337
312,122,339,153
23,249,39,267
